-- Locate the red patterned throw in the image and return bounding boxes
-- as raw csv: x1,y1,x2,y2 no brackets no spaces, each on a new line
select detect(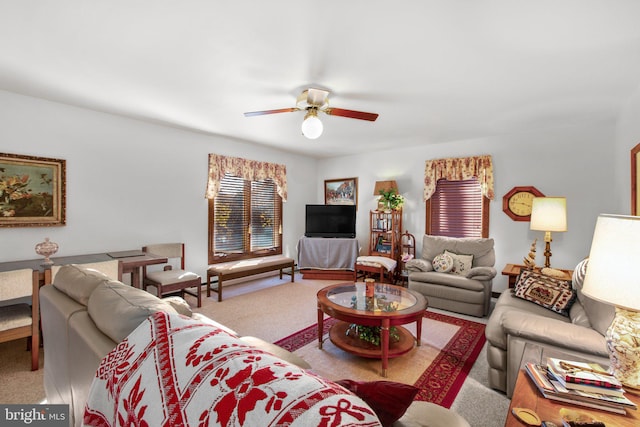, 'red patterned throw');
83,312,382,426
